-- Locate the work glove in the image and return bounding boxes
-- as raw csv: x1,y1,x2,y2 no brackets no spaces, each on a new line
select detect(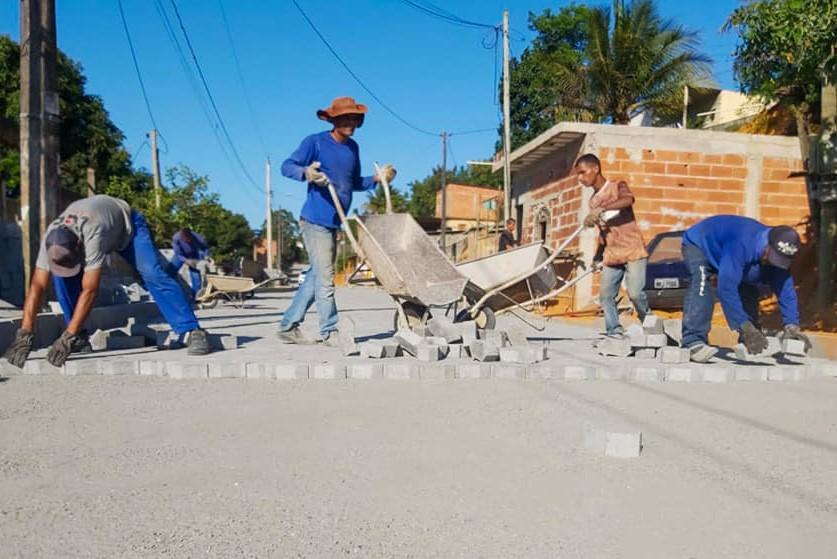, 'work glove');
777,324,812,353
47,330,79,368
303,161,328,186
3,329,34,369
739,321,768,355
583,207,603,228
376,164,397,184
